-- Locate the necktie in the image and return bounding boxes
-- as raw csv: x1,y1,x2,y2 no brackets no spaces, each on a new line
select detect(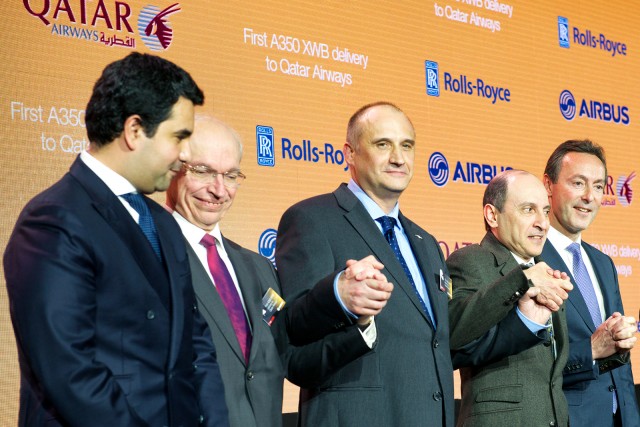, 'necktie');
201,234,252,363
376,216,435,326
567,242,616,413
567,243,602,328
121,192,162,261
